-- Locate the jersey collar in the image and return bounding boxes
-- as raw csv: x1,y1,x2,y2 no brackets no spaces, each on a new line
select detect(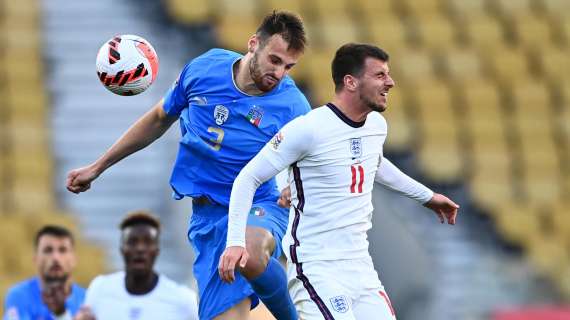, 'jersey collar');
326,103,366,128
